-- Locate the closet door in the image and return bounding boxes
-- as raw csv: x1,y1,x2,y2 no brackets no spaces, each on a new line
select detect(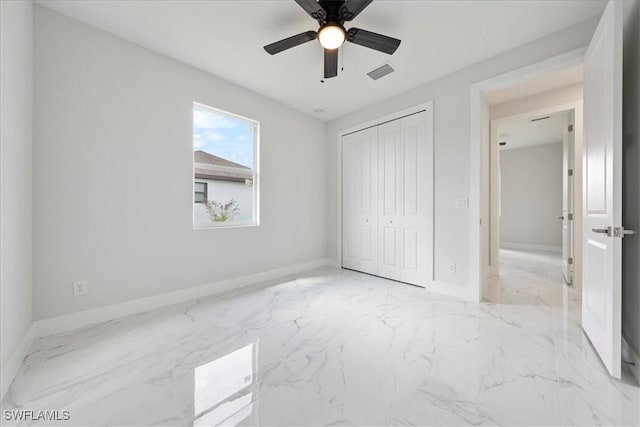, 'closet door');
341,108,433,286
378,112,432,286
342,127,378,275
378,119,403,281
398,112,432,286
